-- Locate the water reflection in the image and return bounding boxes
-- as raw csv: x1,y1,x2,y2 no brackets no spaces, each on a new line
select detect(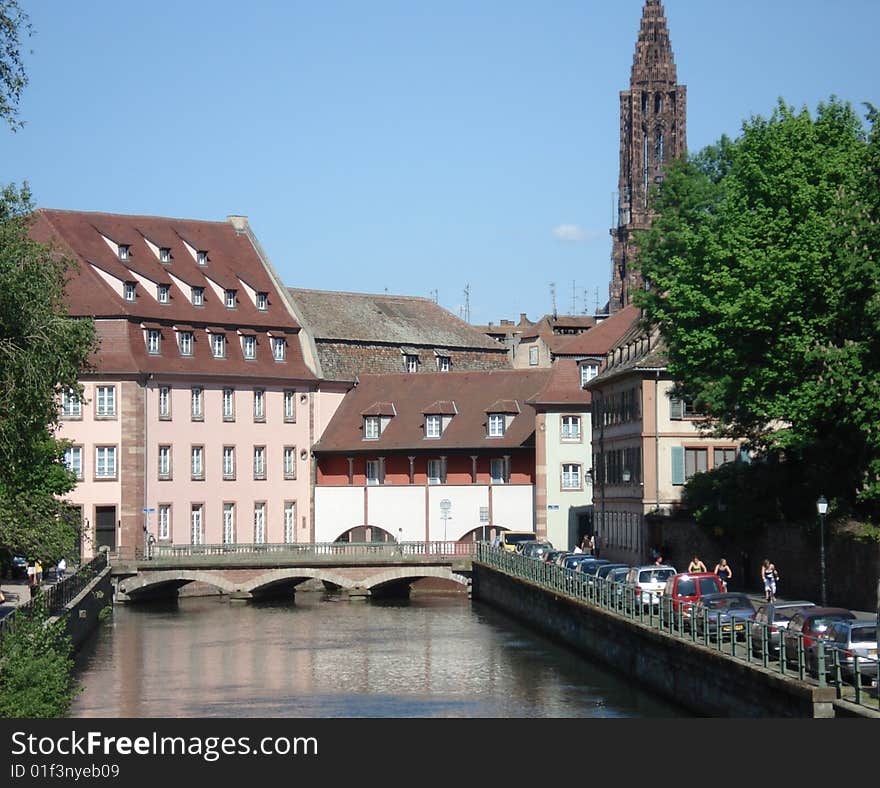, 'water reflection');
70,593,687,718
